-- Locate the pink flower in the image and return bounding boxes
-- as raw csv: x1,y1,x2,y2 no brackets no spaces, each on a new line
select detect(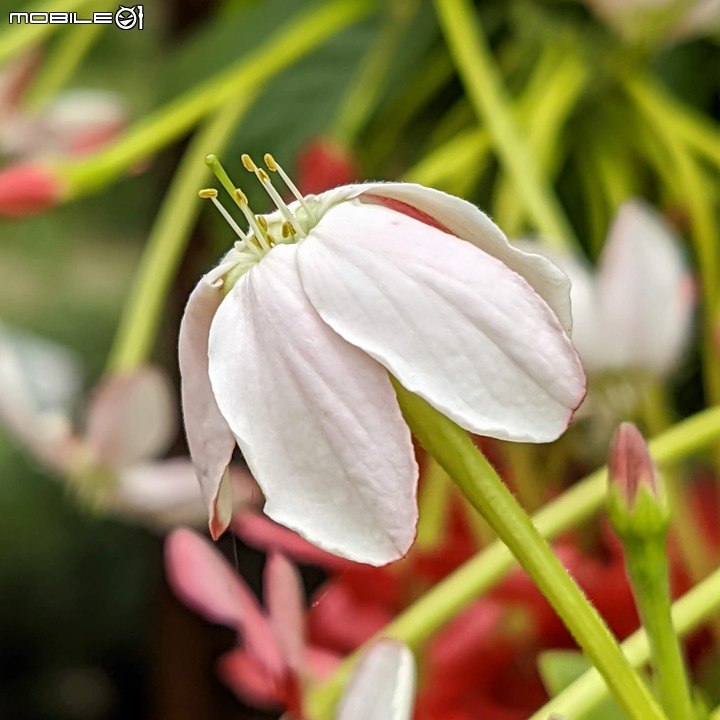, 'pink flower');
179,154,586,565
165,528,416,719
